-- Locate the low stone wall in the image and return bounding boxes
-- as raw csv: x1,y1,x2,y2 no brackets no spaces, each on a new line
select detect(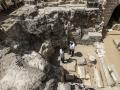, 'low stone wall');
16,6,100,41
0,5,101,57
